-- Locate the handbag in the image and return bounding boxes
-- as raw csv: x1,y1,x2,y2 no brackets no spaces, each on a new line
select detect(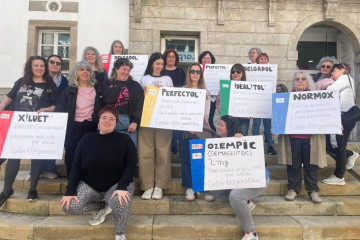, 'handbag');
341,75,360,127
